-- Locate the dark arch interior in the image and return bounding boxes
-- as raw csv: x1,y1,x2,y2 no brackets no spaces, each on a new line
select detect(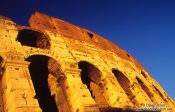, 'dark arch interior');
153,85,166,101
78,61,108,106
26,55,58,112
78,61,93,91
112,69,130,91
112,69,137,105
17,30,40,47
87,32,94,38
136,77,154,102
141,71,147,78
17,29,50,49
